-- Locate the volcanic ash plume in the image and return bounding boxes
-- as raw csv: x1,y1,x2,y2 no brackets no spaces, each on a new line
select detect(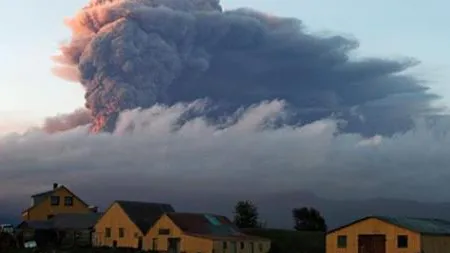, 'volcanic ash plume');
53,0,439,135
42,109,91,133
